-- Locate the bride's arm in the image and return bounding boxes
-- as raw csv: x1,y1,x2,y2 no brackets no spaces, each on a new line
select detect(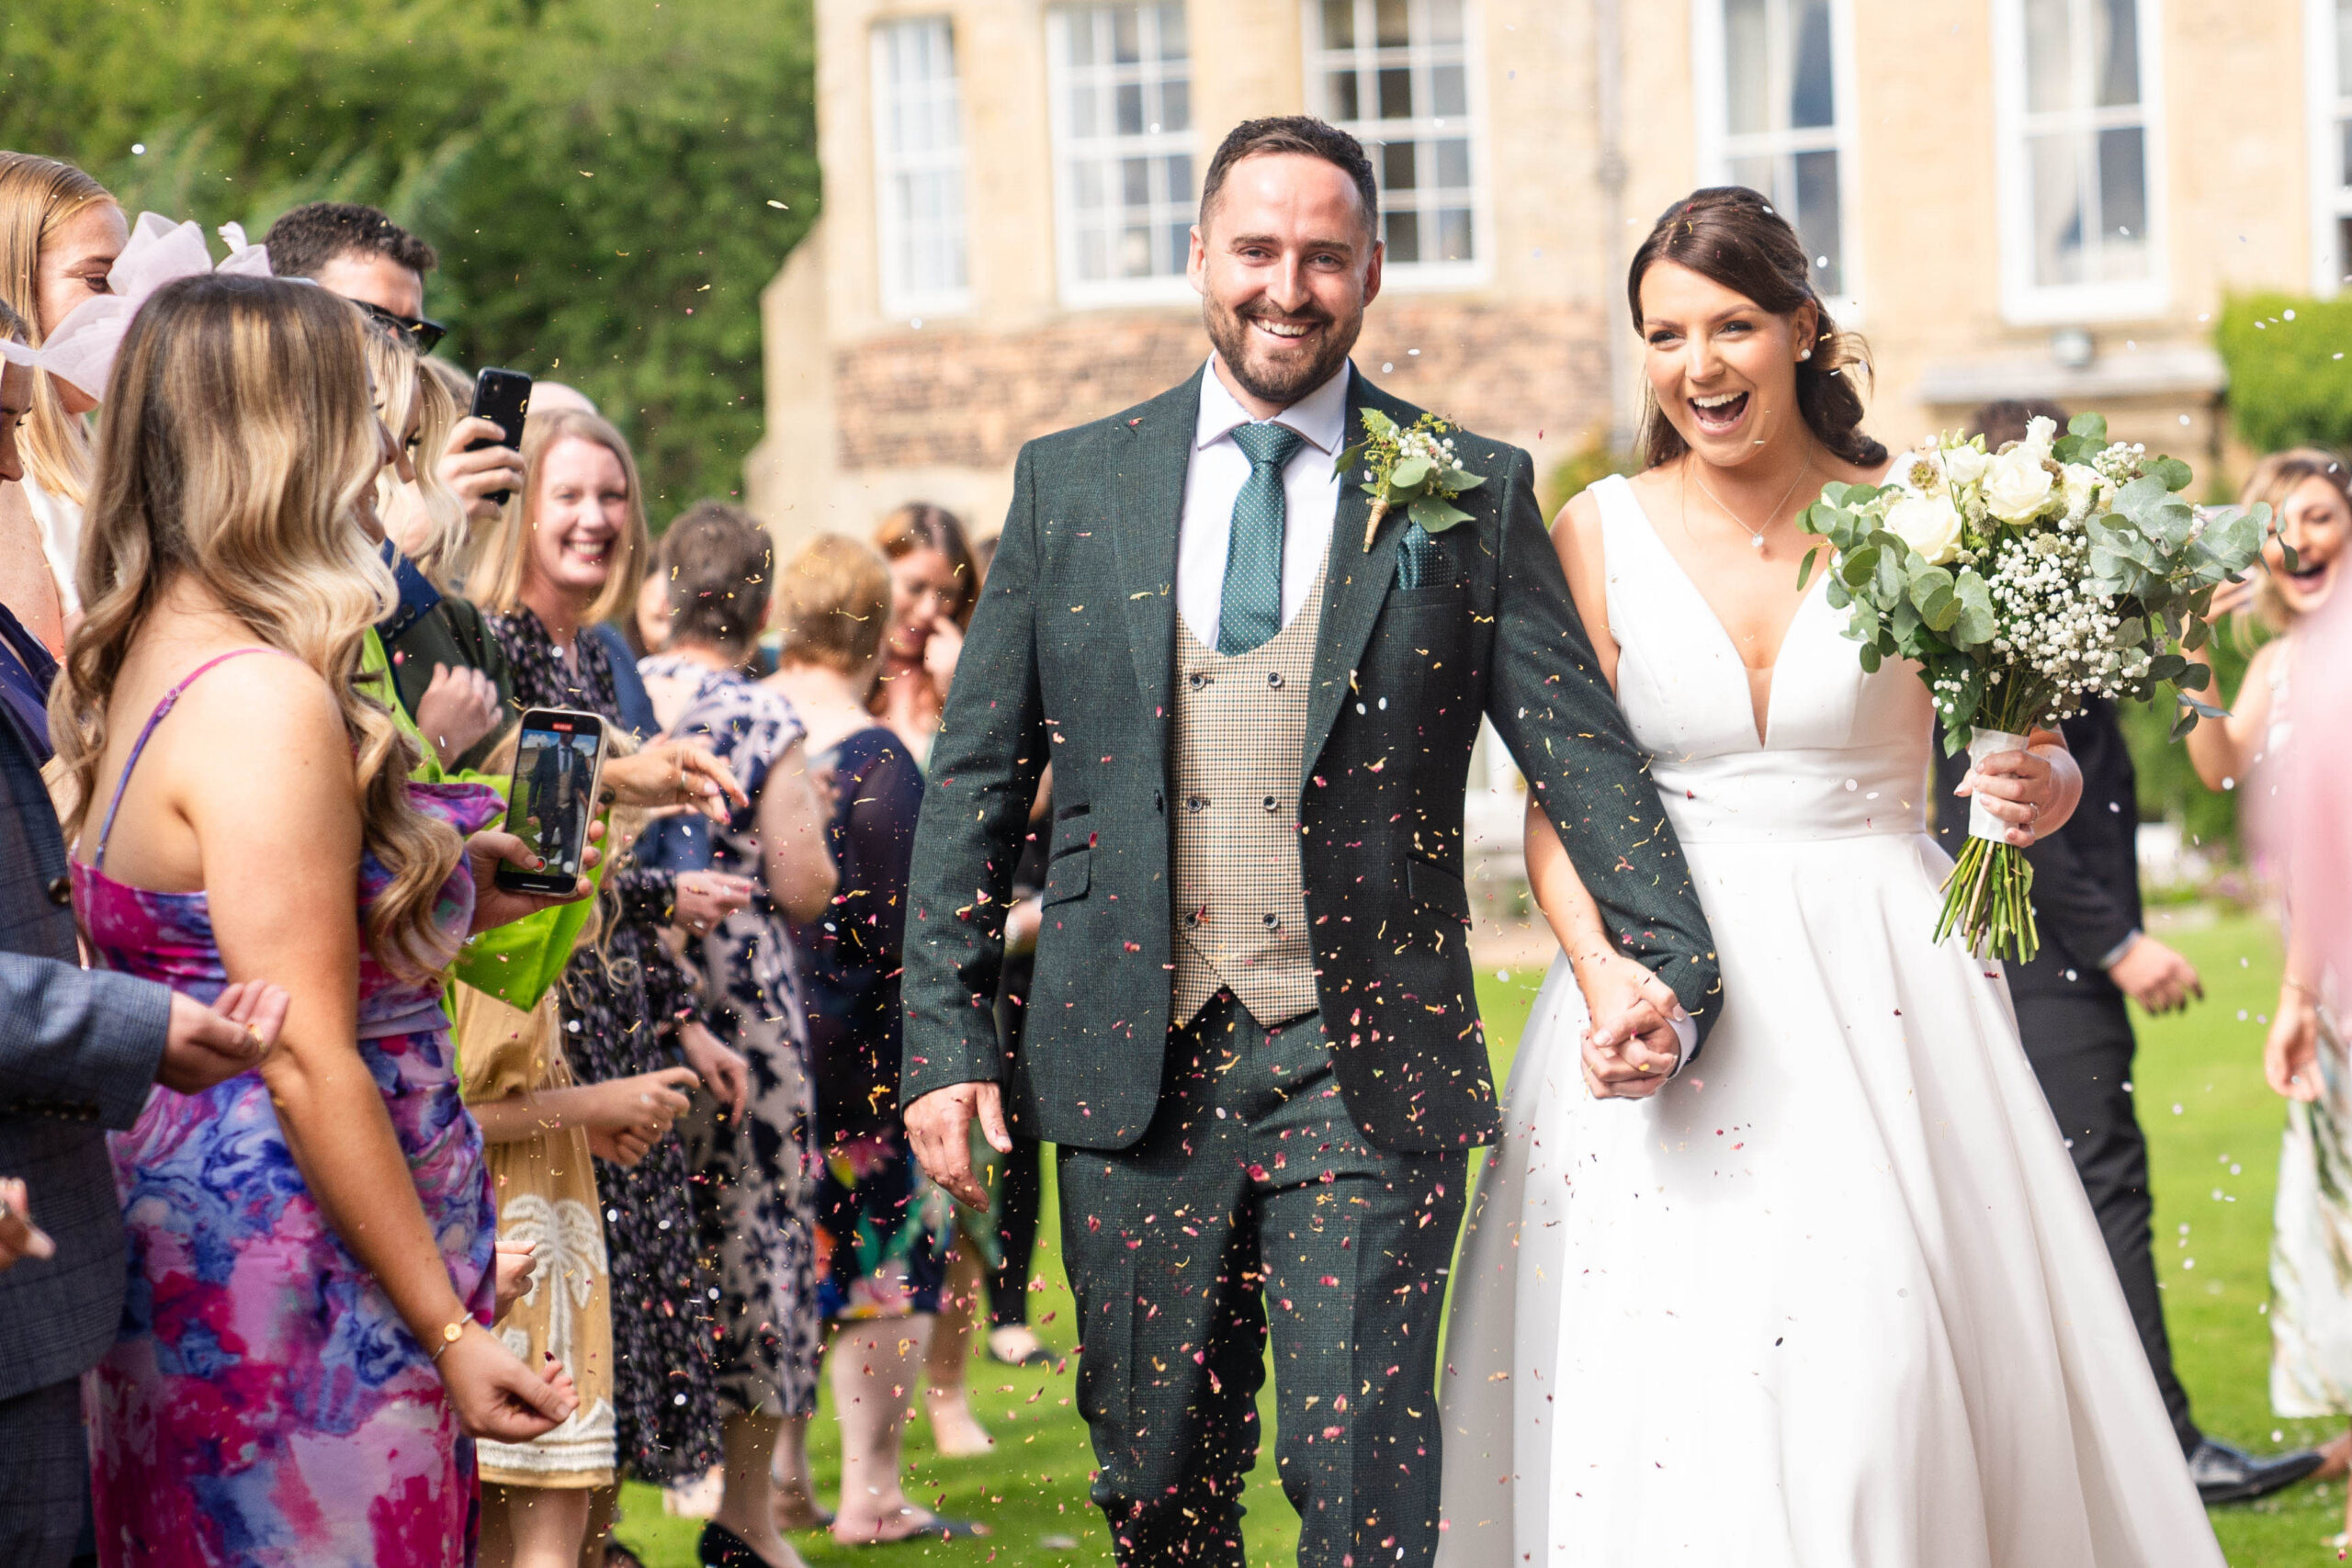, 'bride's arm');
1956,726,2083,845
1525,798,1689,1099
1549,490,1621,690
